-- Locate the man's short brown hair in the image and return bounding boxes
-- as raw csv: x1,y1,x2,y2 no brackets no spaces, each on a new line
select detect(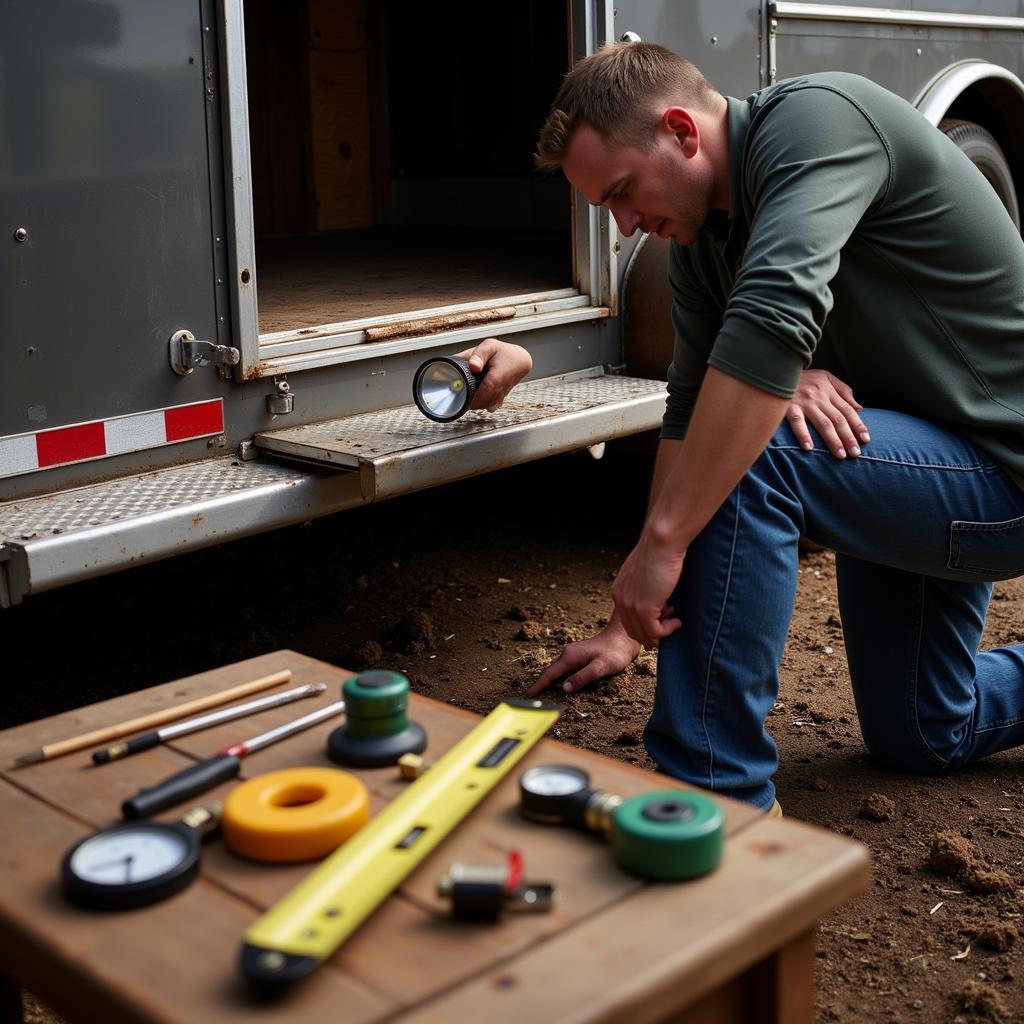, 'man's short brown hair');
535,42,716,170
